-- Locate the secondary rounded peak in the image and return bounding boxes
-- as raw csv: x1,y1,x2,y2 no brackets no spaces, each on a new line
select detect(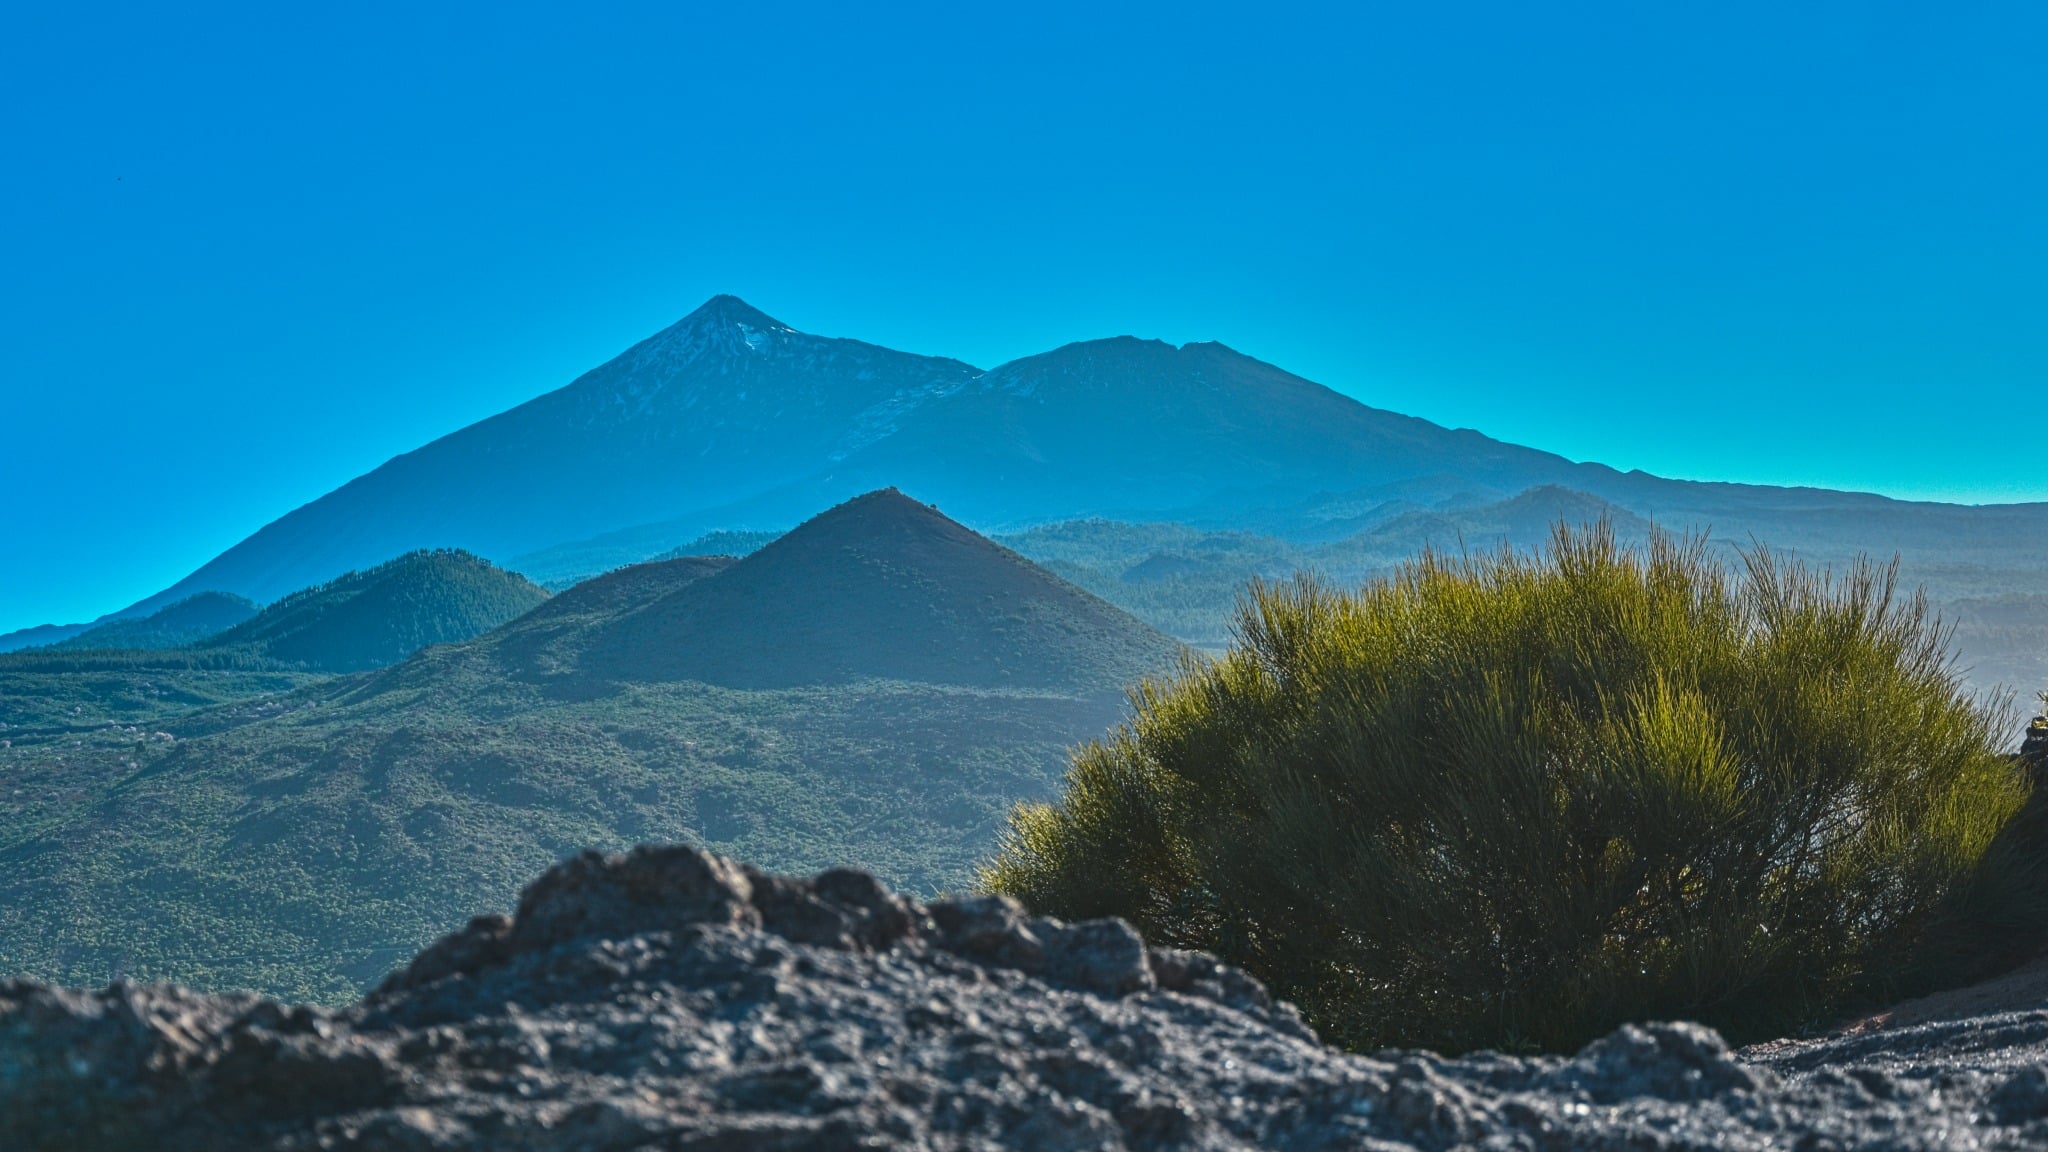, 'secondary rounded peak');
984,334,1260,382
